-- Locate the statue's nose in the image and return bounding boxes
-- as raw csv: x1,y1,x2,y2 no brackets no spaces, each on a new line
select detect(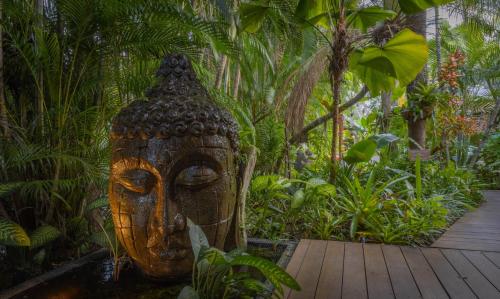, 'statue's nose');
148,185,186,244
